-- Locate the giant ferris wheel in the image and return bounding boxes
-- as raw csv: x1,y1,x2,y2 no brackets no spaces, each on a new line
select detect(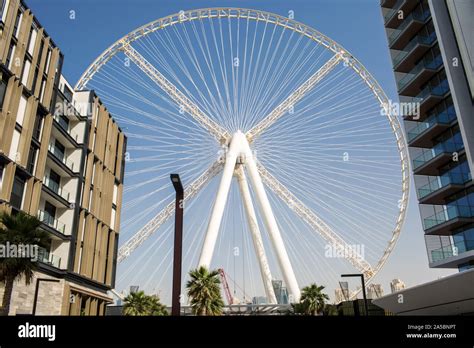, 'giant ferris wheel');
76,8,409,303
